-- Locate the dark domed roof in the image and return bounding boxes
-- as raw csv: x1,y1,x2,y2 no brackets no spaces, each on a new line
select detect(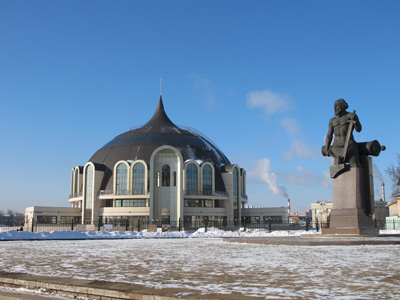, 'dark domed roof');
89,97,231,171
